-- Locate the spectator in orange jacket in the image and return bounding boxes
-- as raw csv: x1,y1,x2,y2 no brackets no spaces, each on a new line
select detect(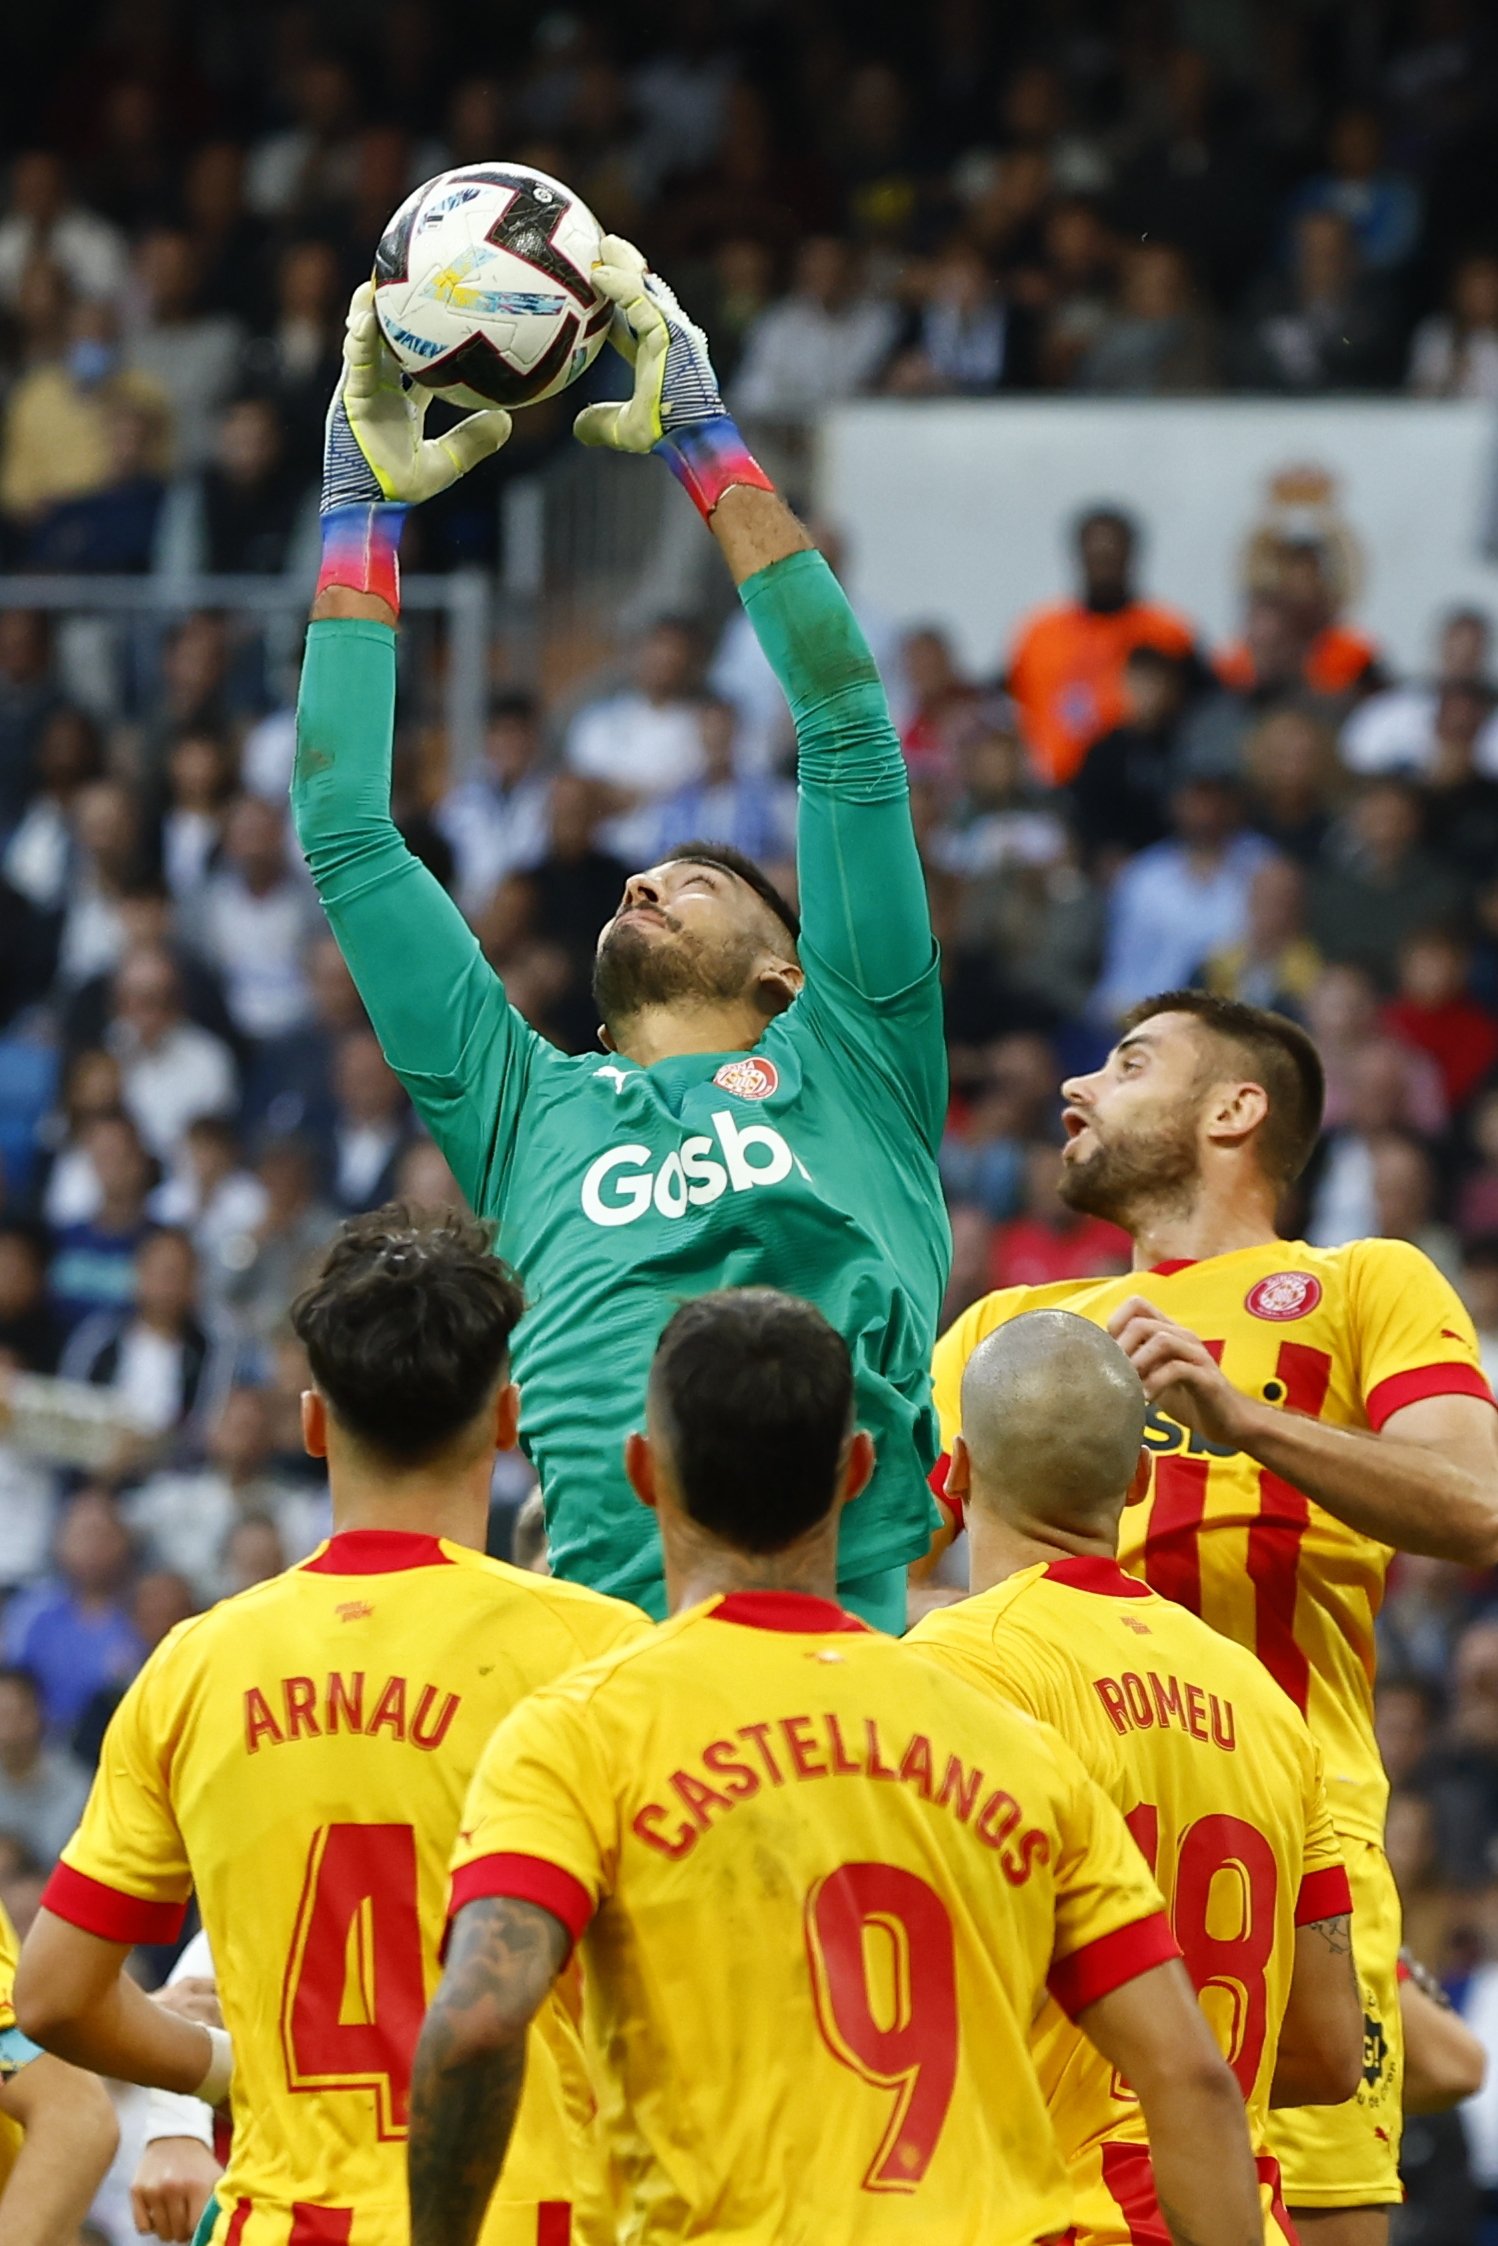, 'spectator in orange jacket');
1216,535,1384,699
1005,505,1200,785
